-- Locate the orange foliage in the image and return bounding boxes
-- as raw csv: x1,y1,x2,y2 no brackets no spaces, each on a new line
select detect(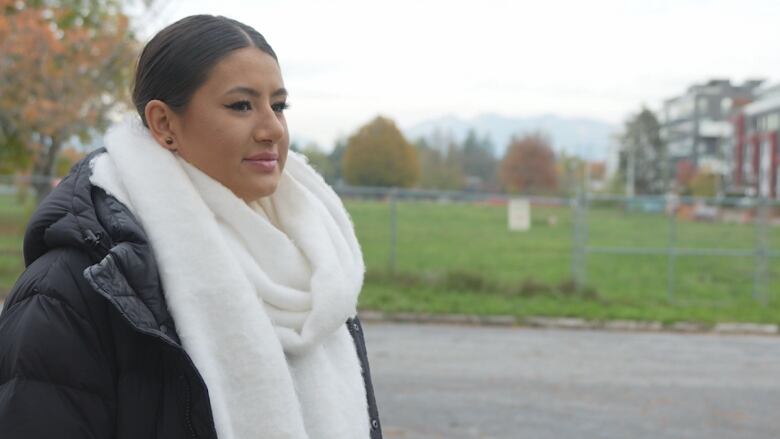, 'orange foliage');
0,1,137,174
500,133,558,194
588,161,606,180
675,160,696,191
